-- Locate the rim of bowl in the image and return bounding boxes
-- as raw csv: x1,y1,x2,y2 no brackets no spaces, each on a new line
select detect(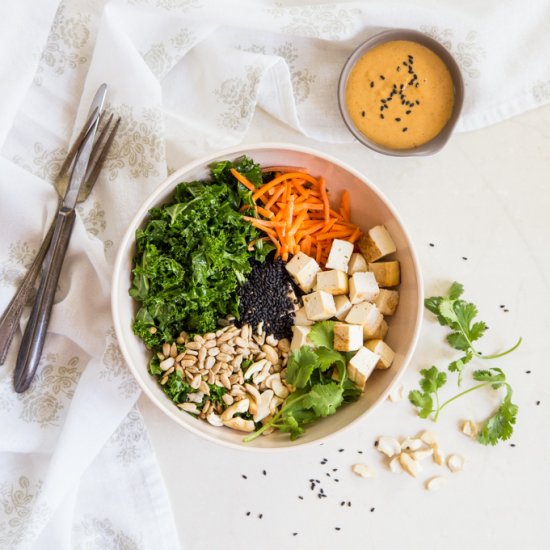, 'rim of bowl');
112,142,424,452
337,28,465,157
